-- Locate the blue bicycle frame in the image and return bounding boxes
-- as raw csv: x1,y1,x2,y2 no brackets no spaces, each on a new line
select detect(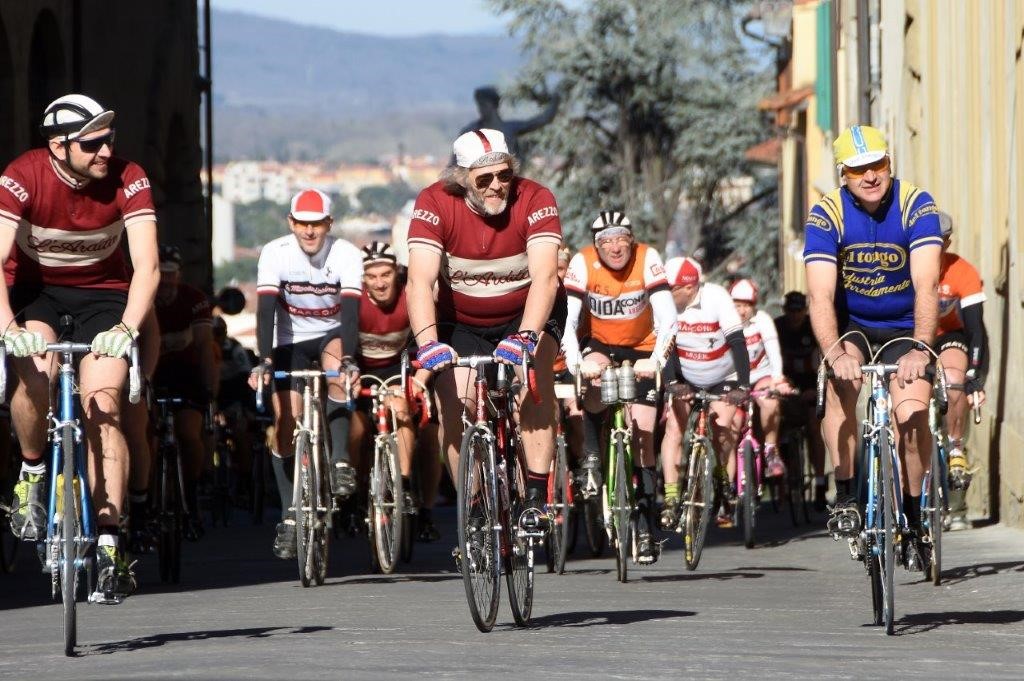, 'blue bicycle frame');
862,365,906,547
